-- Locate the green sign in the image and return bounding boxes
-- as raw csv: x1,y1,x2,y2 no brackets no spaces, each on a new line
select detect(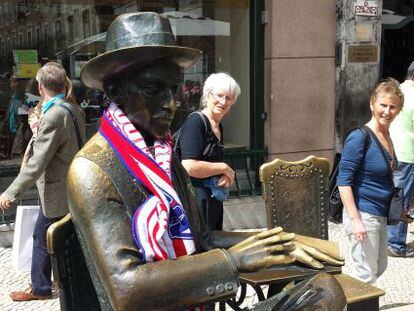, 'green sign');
13,50,38,64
